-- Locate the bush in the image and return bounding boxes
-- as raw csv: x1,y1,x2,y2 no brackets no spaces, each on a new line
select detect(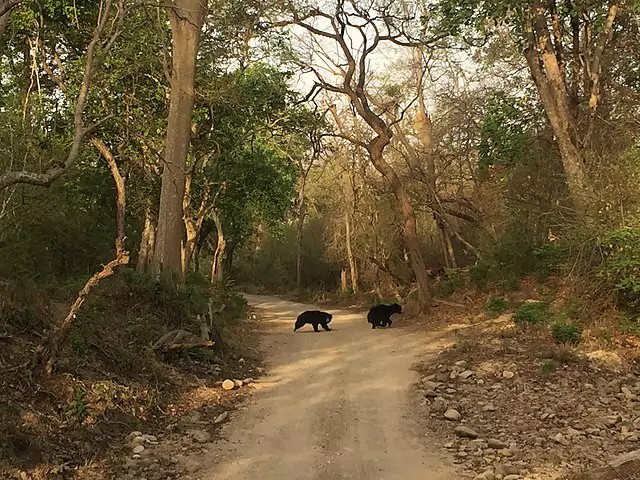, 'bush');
620,314,640,337
551,320,582,344
469,264,490,289
598,227,640,312
540,360,559,374
485,297,510,317
513,301,549,325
